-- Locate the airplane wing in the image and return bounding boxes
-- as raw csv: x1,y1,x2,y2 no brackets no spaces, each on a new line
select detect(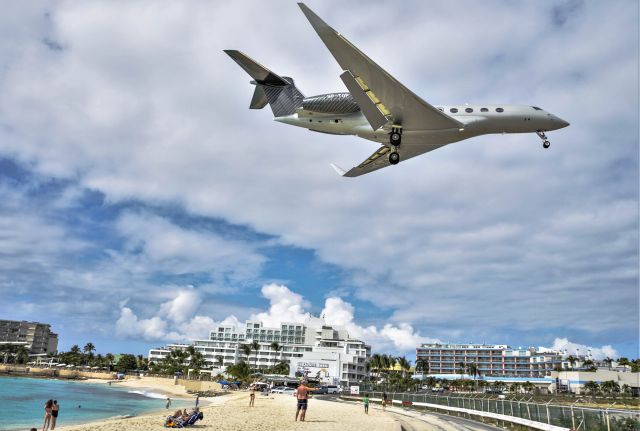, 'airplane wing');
335,143,448,177
298,3,462,132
